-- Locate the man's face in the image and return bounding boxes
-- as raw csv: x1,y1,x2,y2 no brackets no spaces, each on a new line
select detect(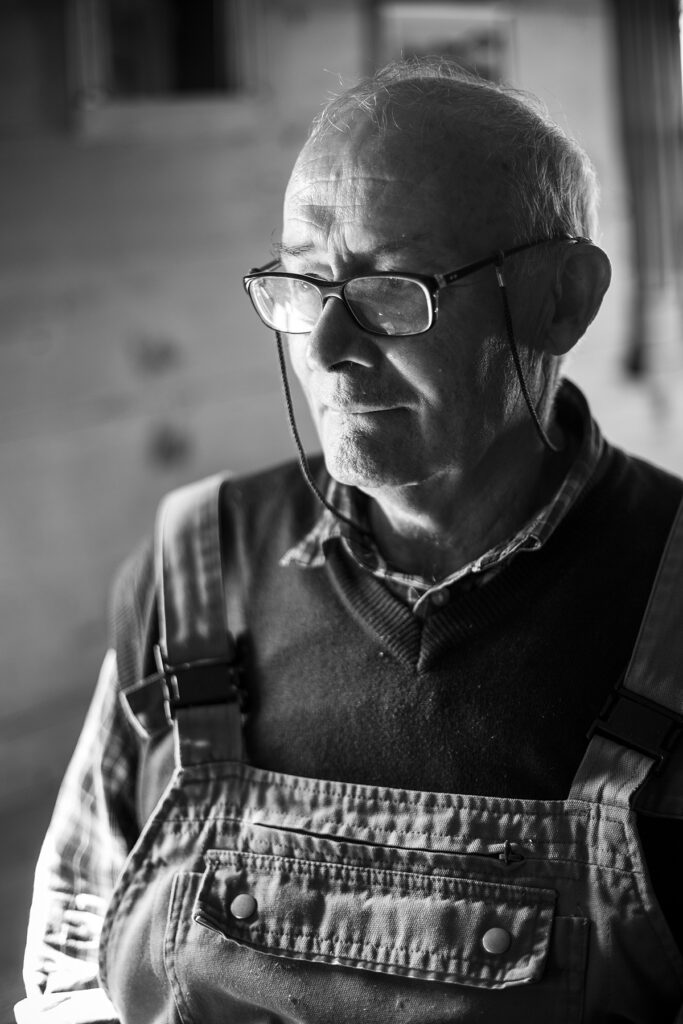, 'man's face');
281,116,541,493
